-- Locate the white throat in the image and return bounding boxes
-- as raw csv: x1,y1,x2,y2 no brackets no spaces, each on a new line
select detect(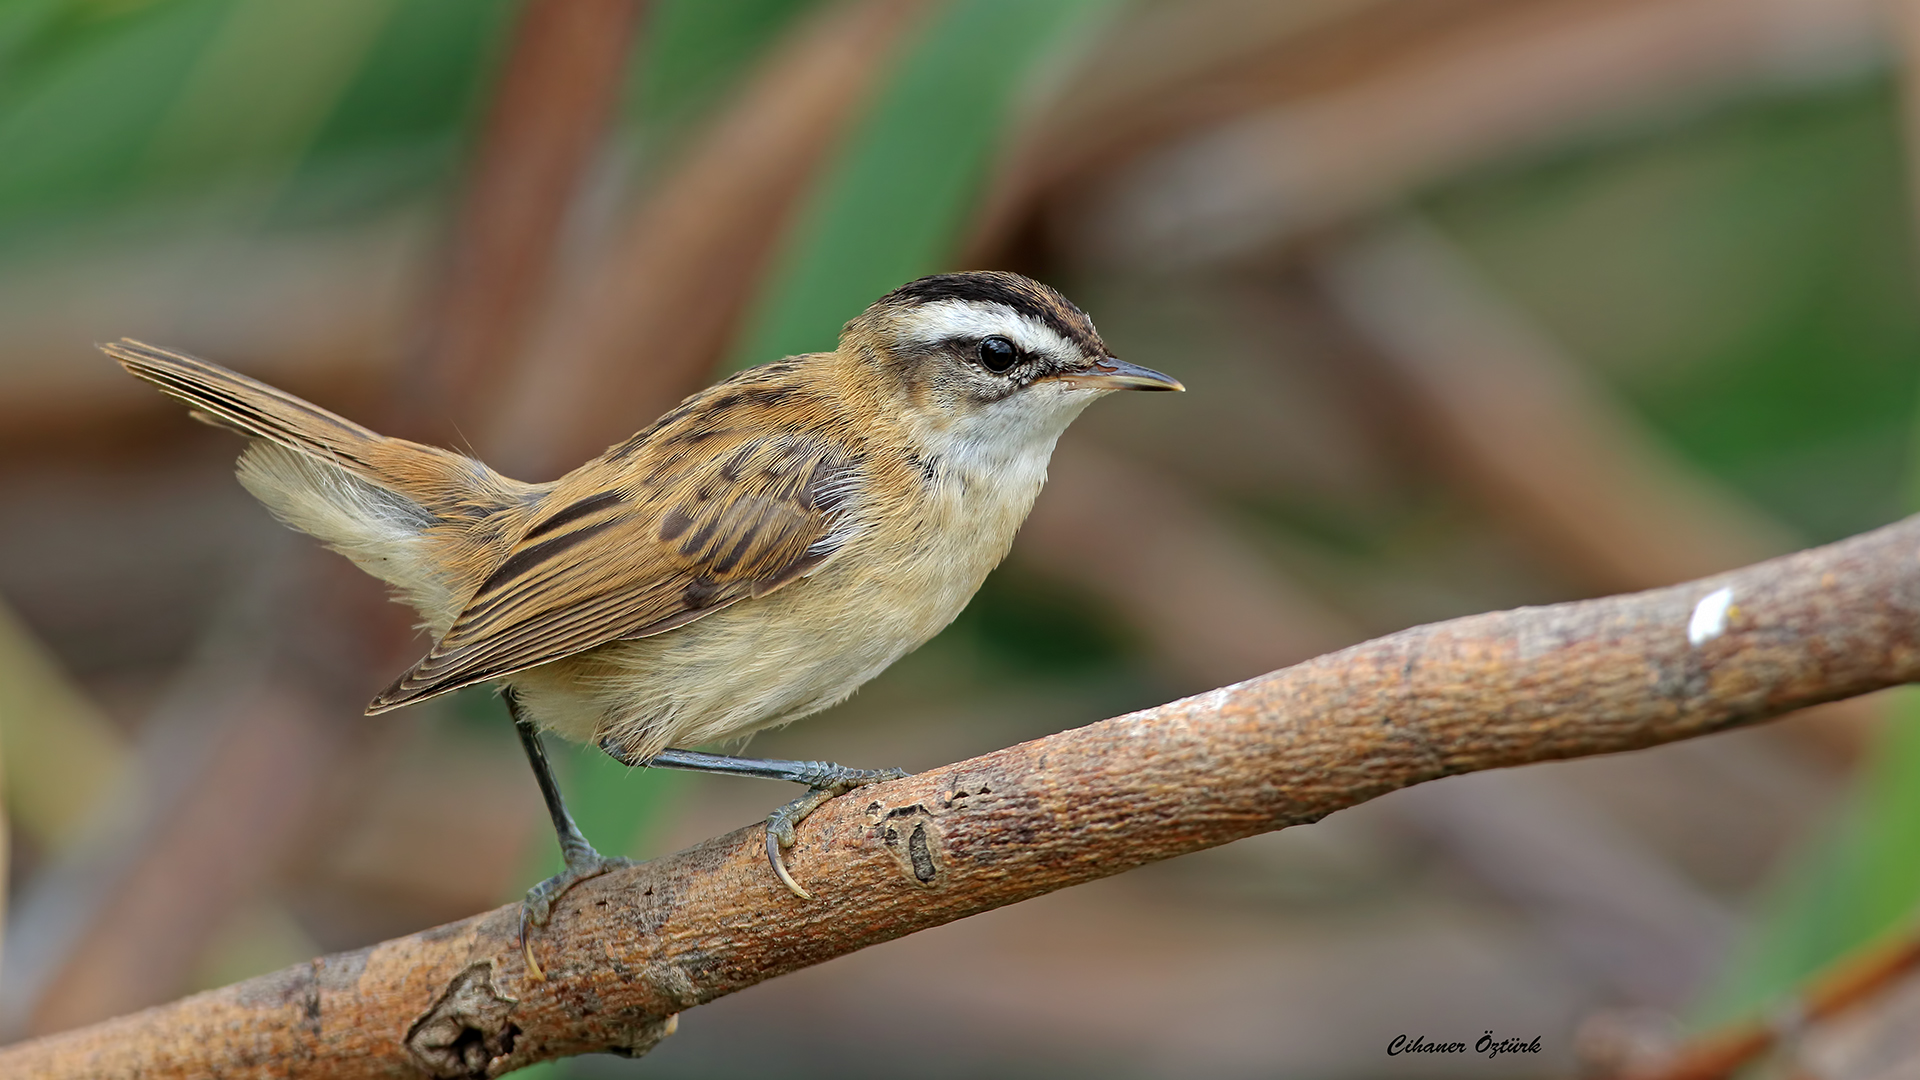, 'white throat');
914,381,1099,496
